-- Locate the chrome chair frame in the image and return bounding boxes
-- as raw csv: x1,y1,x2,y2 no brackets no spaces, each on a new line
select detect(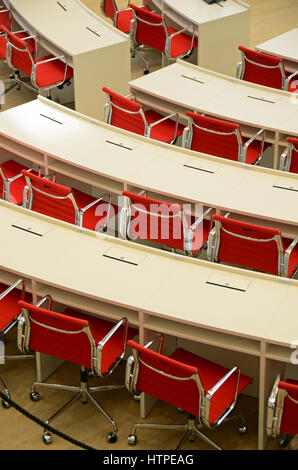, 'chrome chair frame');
130,9,196,73
182,116,266,165
207,217,298,278
119,192,214,256
17,295,129,443
125,334,246,450
22,174,112,232
279,140,297,172
104,92,180,144
0,166,38,203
